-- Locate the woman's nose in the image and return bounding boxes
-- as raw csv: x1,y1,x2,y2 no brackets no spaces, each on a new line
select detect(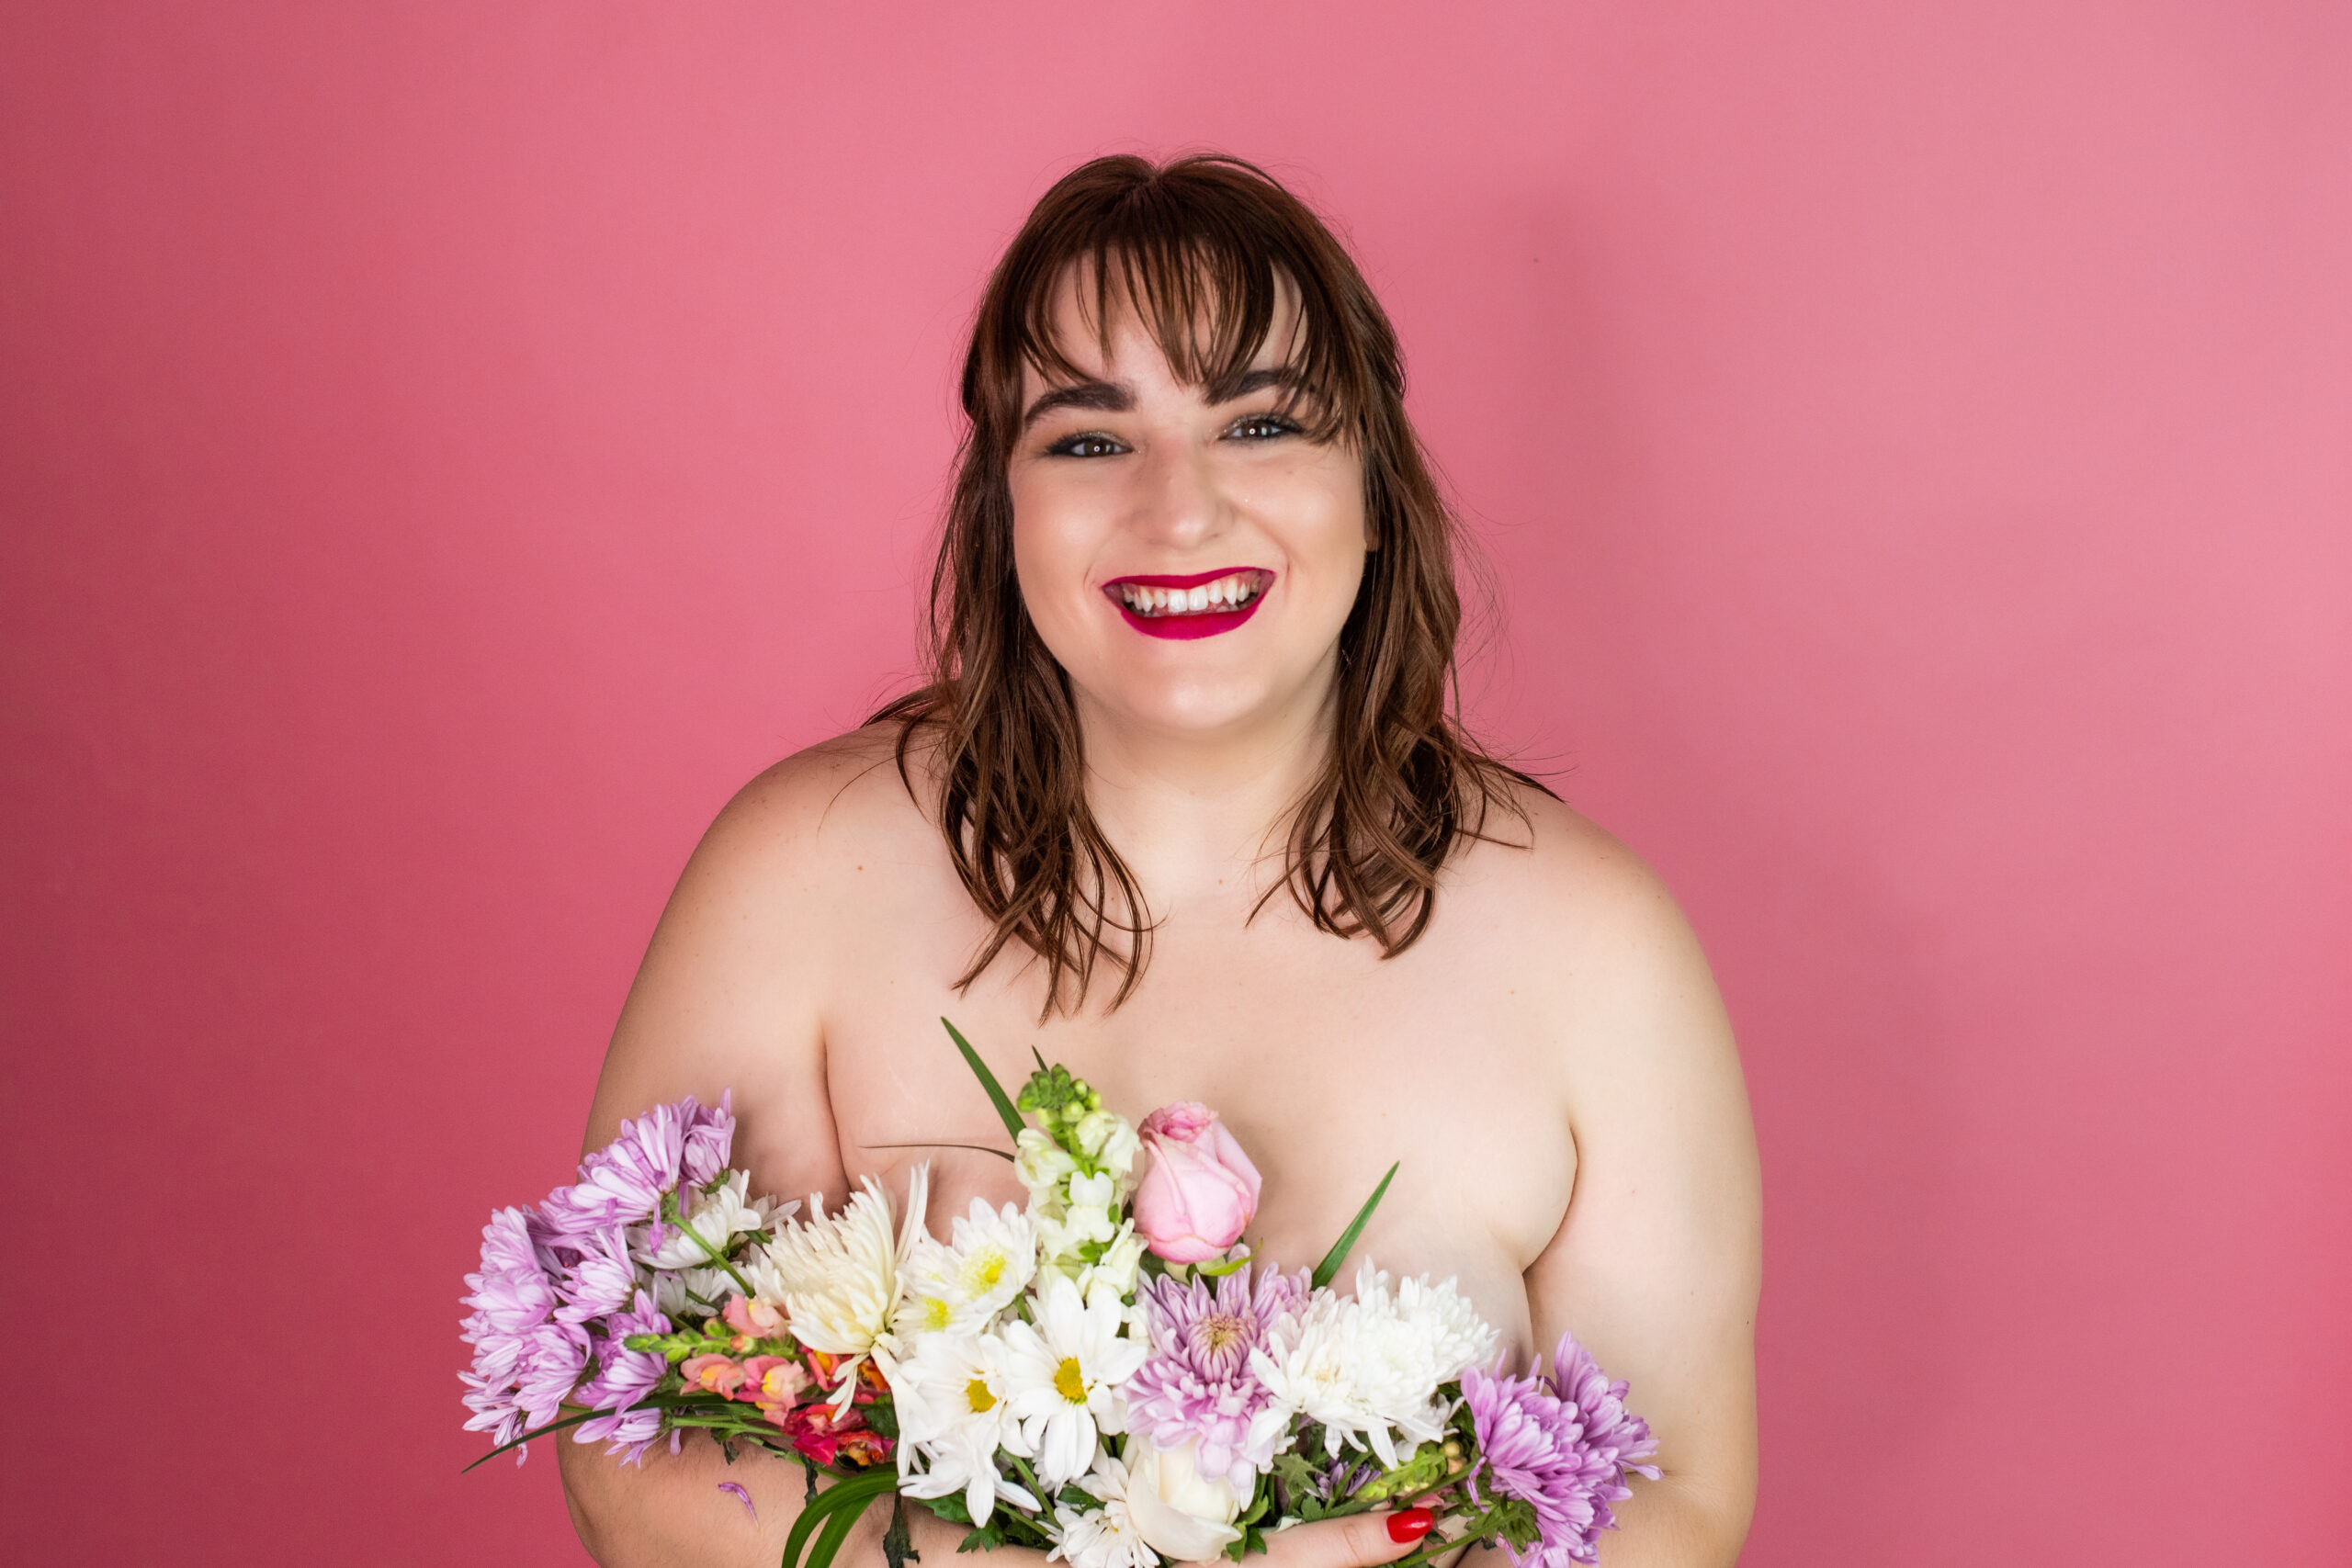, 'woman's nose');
1125,437,1227,546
